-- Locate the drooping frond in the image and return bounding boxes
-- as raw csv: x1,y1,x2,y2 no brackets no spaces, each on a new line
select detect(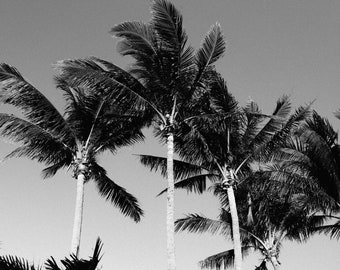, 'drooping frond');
314,219,340,240
175,214,228,235
58,76,146,153
110,21,156,58
209,75,238,116
0,113,73,166
90,163,143,222
158,173,218,196
199,246,252,270
0,63,71,141
138,154,205,179
55,58,160,118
